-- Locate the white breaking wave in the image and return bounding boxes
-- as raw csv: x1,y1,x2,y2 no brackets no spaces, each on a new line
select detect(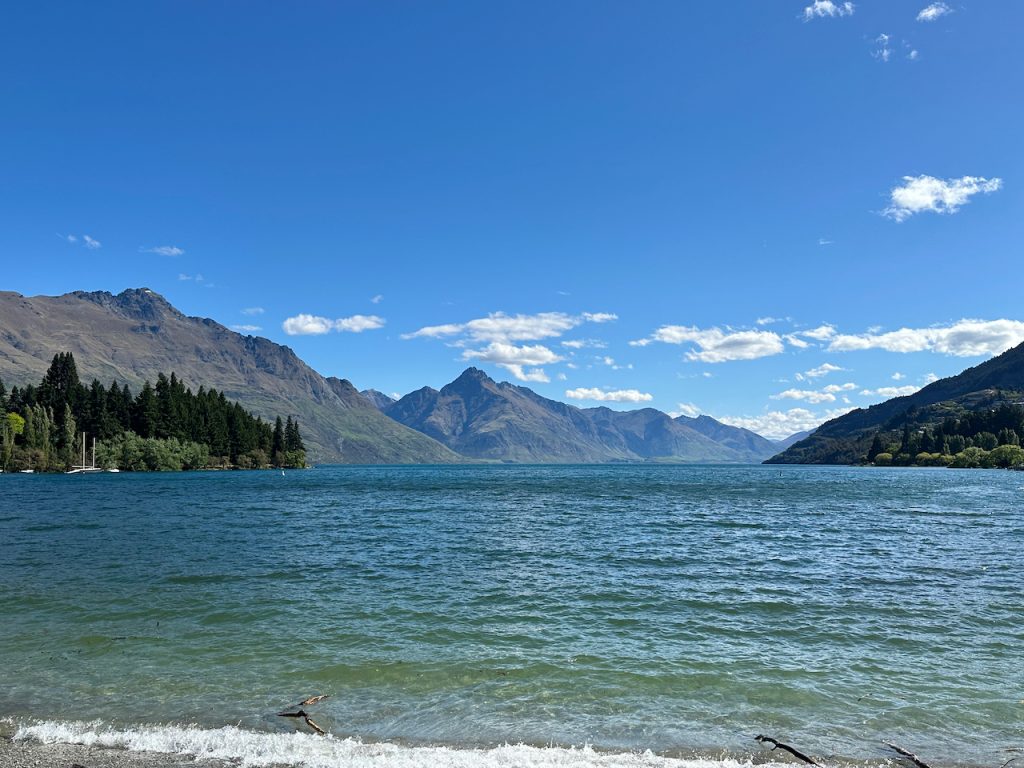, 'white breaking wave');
14,720,774,768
